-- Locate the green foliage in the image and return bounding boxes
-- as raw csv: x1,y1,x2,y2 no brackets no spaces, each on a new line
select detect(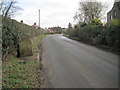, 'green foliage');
91,19,103,25
2,56,39,88
65,21,120,52
2,17,43,59
19,39,32,57
106,25,120,50
32,34,45,52
94,29,107,45
78,25,103,43
2,33,45,88
74,24,79,29
2,17,22,55
80,22,87,27
78,26,91,42
109,19,120,26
